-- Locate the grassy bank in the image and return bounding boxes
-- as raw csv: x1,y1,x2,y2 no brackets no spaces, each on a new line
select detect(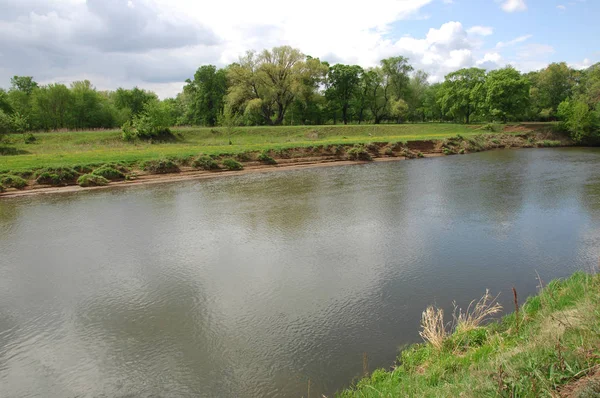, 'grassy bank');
337,272,600,397
0,124,499,173
0,123,566,194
